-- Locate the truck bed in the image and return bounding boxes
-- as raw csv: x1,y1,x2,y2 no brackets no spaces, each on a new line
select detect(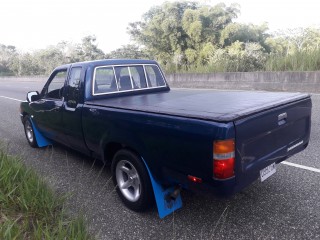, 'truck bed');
84,88,311,195
86,89,310,122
